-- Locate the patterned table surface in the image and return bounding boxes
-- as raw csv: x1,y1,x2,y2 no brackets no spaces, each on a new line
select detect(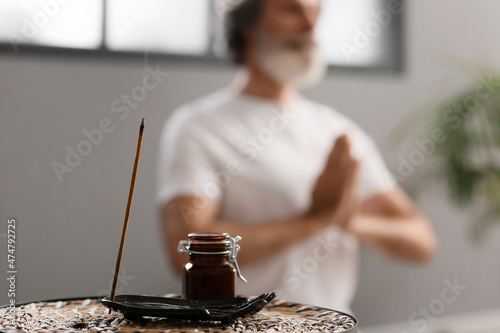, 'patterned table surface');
0,296,358,333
